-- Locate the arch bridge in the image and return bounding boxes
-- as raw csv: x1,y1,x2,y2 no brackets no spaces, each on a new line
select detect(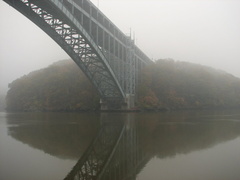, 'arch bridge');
3,0,152,110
